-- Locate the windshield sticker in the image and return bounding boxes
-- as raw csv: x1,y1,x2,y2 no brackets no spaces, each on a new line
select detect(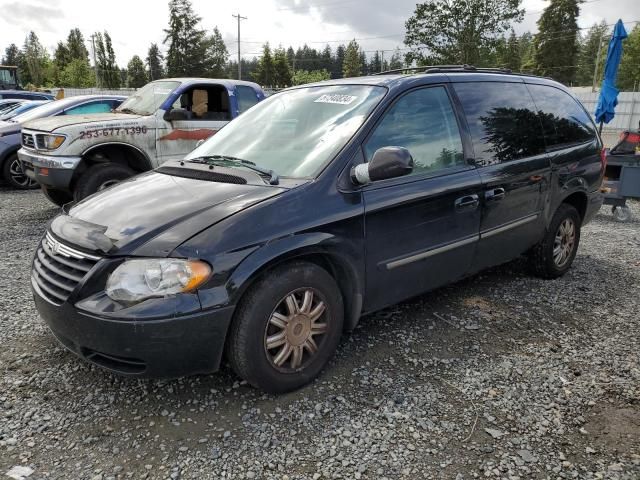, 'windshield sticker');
314,94,357,105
